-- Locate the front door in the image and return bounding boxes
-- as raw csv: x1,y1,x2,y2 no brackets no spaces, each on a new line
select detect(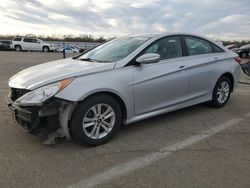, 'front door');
133,36,190,115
